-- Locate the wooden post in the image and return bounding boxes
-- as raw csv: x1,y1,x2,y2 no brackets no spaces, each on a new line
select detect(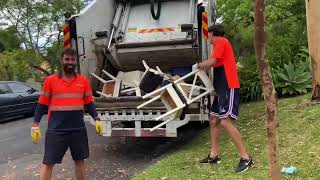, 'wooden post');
305,0,320,101
254,0,281,179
